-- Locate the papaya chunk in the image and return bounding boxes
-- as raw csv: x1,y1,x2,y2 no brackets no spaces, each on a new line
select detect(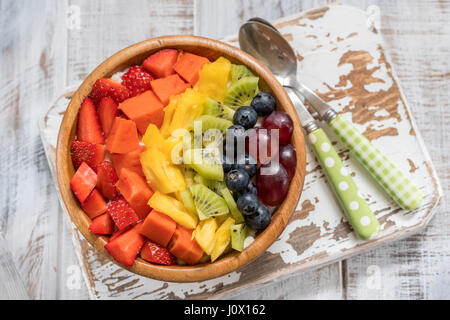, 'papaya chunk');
140,210,176,247
118,90,164,134
106,117,140,154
